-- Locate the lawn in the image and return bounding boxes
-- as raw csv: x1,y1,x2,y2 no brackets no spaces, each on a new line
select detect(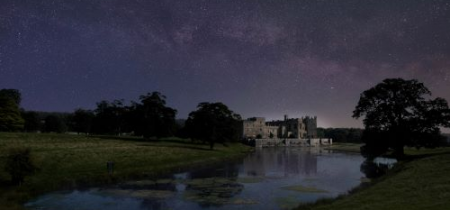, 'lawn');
0,132,251,209
296,146,450,210
324,142,363,153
